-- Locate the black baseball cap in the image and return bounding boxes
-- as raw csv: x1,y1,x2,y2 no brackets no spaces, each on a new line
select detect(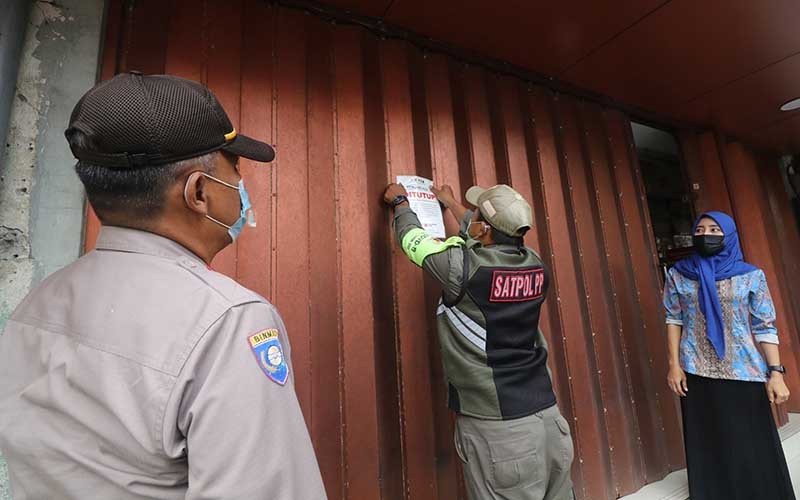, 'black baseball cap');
65,71,275,168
